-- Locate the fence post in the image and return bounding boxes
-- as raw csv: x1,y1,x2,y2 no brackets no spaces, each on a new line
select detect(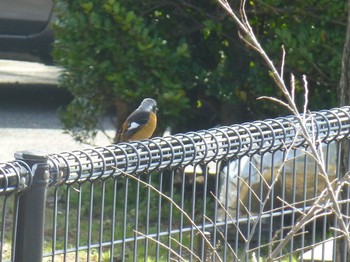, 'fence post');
14,151,49,262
